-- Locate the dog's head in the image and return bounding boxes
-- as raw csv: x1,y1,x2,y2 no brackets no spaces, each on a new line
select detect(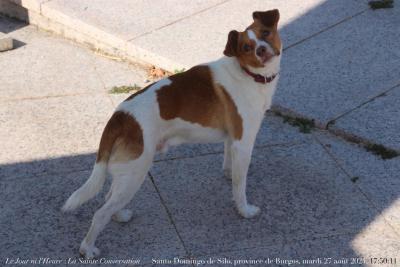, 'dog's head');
223,9,282,69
